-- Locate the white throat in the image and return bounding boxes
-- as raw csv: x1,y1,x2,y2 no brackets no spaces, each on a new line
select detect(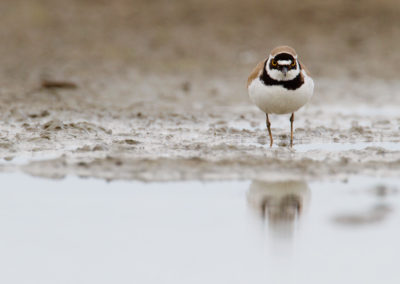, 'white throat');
266,56,300,81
